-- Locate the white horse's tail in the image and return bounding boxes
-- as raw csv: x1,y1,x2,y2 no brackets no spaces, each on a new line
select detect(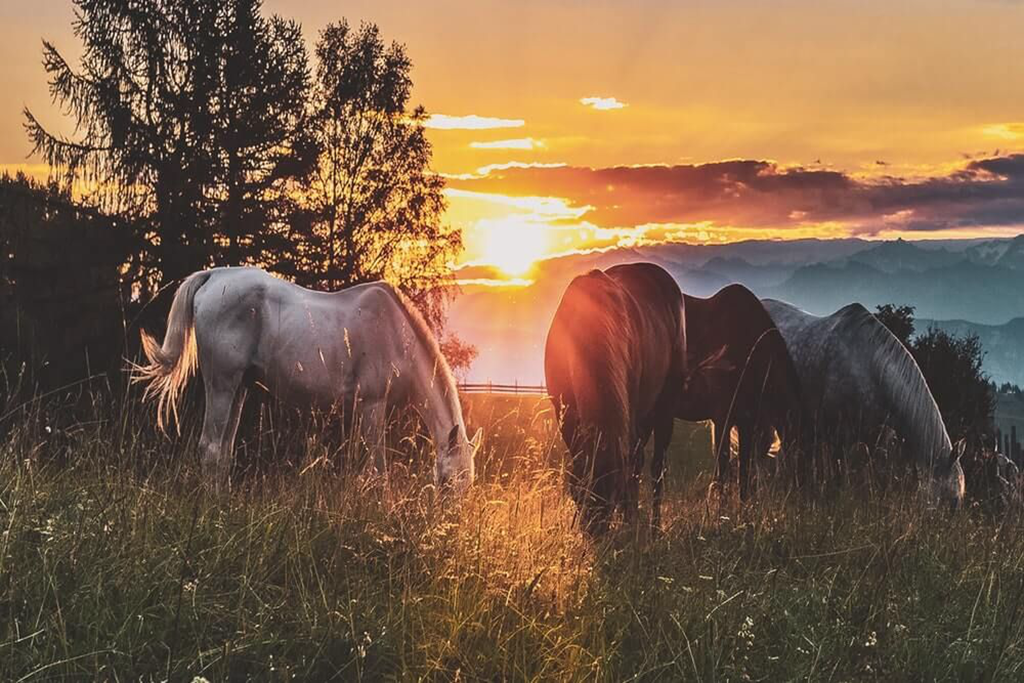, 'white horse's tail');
132,271,212,432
